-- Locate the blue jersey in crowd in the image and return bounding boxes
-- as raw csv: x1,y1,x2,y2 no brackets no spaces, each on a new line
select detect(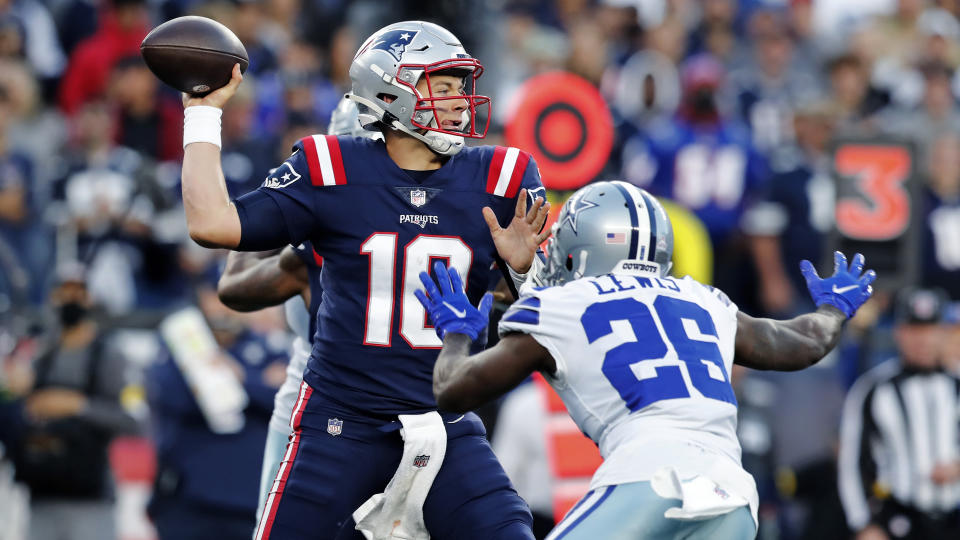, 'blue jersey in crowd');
623,117,768,247
234,135,544,416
